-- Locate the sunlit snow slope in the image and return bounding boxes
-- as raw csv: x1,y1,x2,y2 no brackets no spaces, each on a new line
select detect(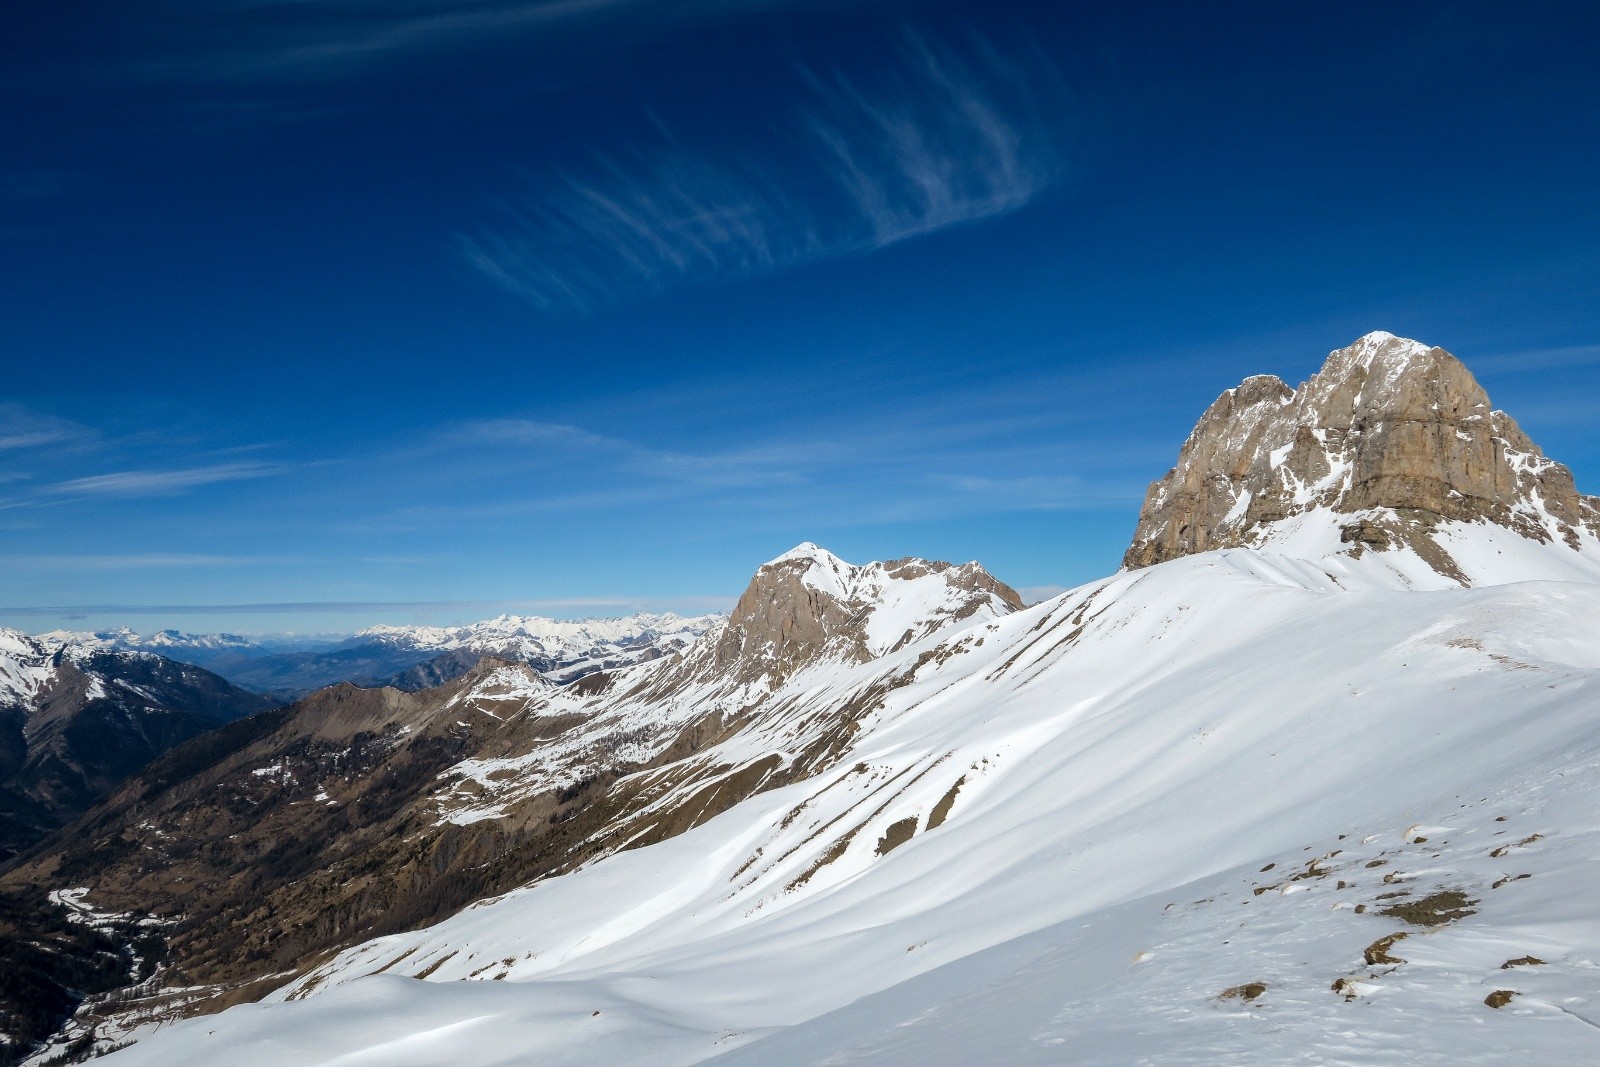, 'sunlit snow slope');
105,546,1600,1065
